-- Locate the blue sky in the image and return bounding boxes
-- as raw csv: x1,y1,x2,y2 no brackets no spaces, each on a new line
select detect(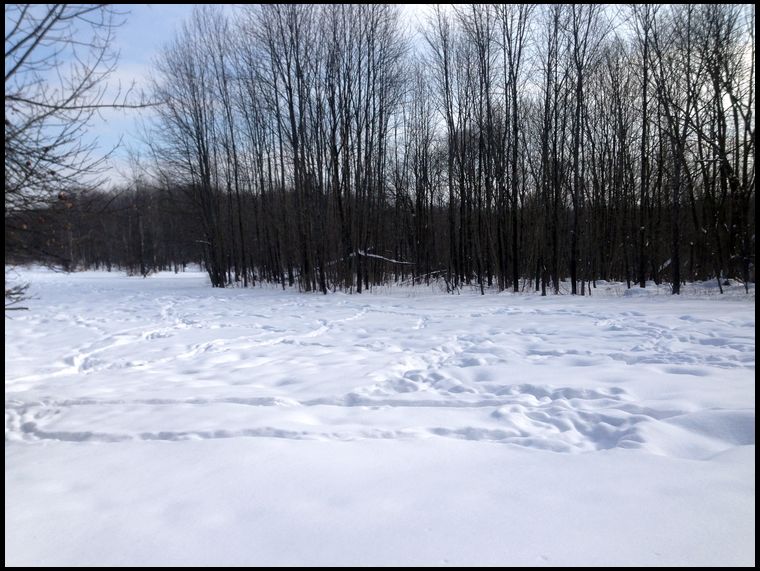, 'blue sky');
97,4,196,184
